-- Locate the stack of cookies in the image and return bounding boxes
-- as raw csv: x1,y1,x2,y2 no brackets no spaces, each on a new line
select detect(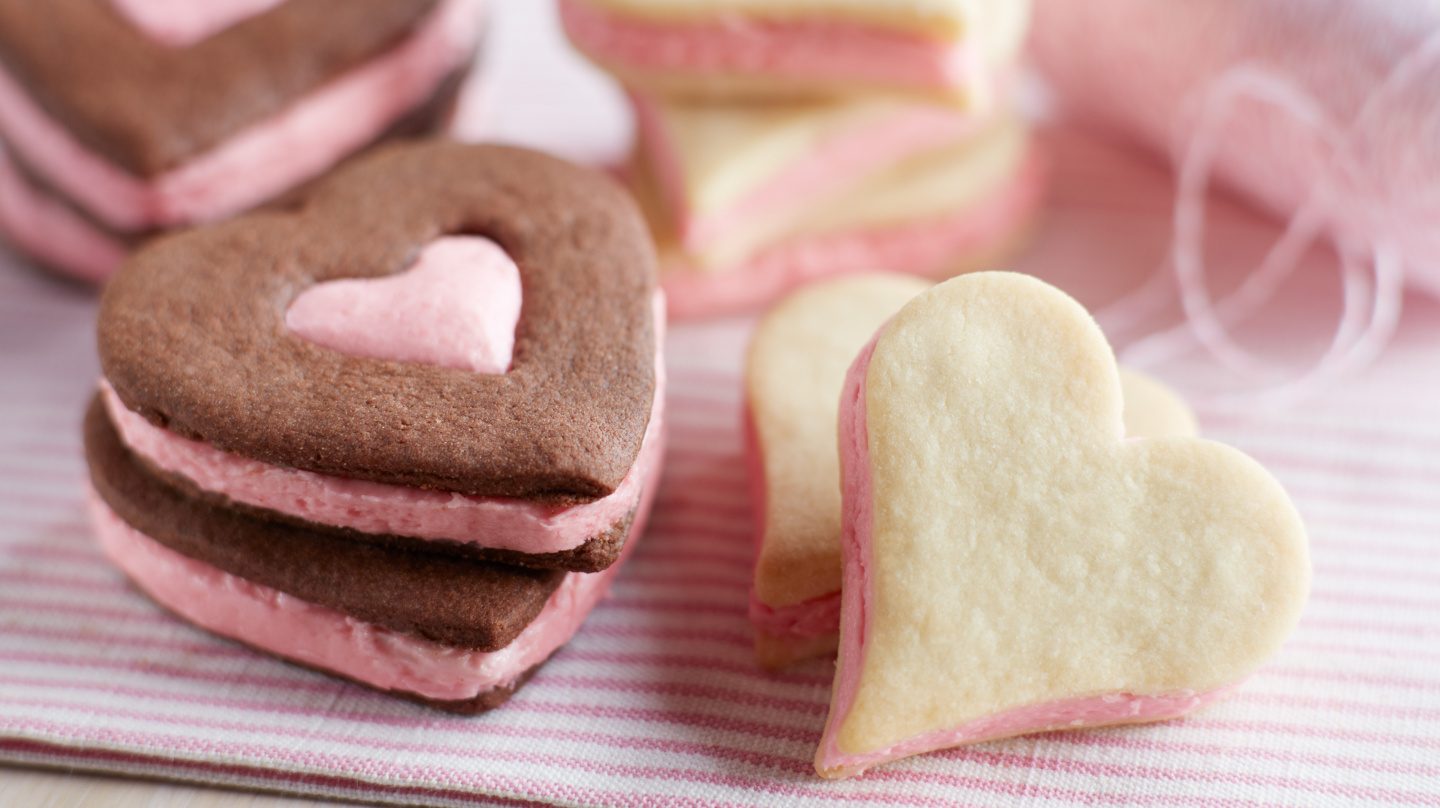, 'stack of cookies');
0,0,487,282
84,142,666,712
559,0,1045,319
